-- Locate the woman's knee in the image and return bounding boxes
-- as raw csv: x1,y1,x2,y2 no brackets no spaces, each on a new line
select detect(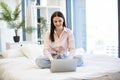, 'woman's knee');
74,55,83,67
36,57,43,67
35,57,51,68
